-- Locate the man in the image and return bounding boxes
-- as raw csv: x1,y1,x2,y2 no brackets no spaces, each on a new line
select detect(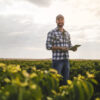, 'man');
46,14,77,85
